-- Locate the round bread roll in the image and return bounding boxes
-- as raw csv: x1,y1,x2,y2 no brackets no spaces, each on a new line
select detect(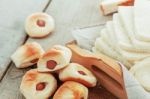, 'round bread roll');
11,42,44,68
59,63,97,87
130,57,150,92
25,12,55,38
20,69,57,99
53,81,88,99
37,45,72,72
